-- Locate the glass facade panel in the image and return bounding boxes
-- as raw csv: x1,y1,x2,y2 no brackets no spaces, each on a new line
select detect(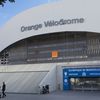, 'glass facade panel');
0,32,100,65
70,77,100,90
